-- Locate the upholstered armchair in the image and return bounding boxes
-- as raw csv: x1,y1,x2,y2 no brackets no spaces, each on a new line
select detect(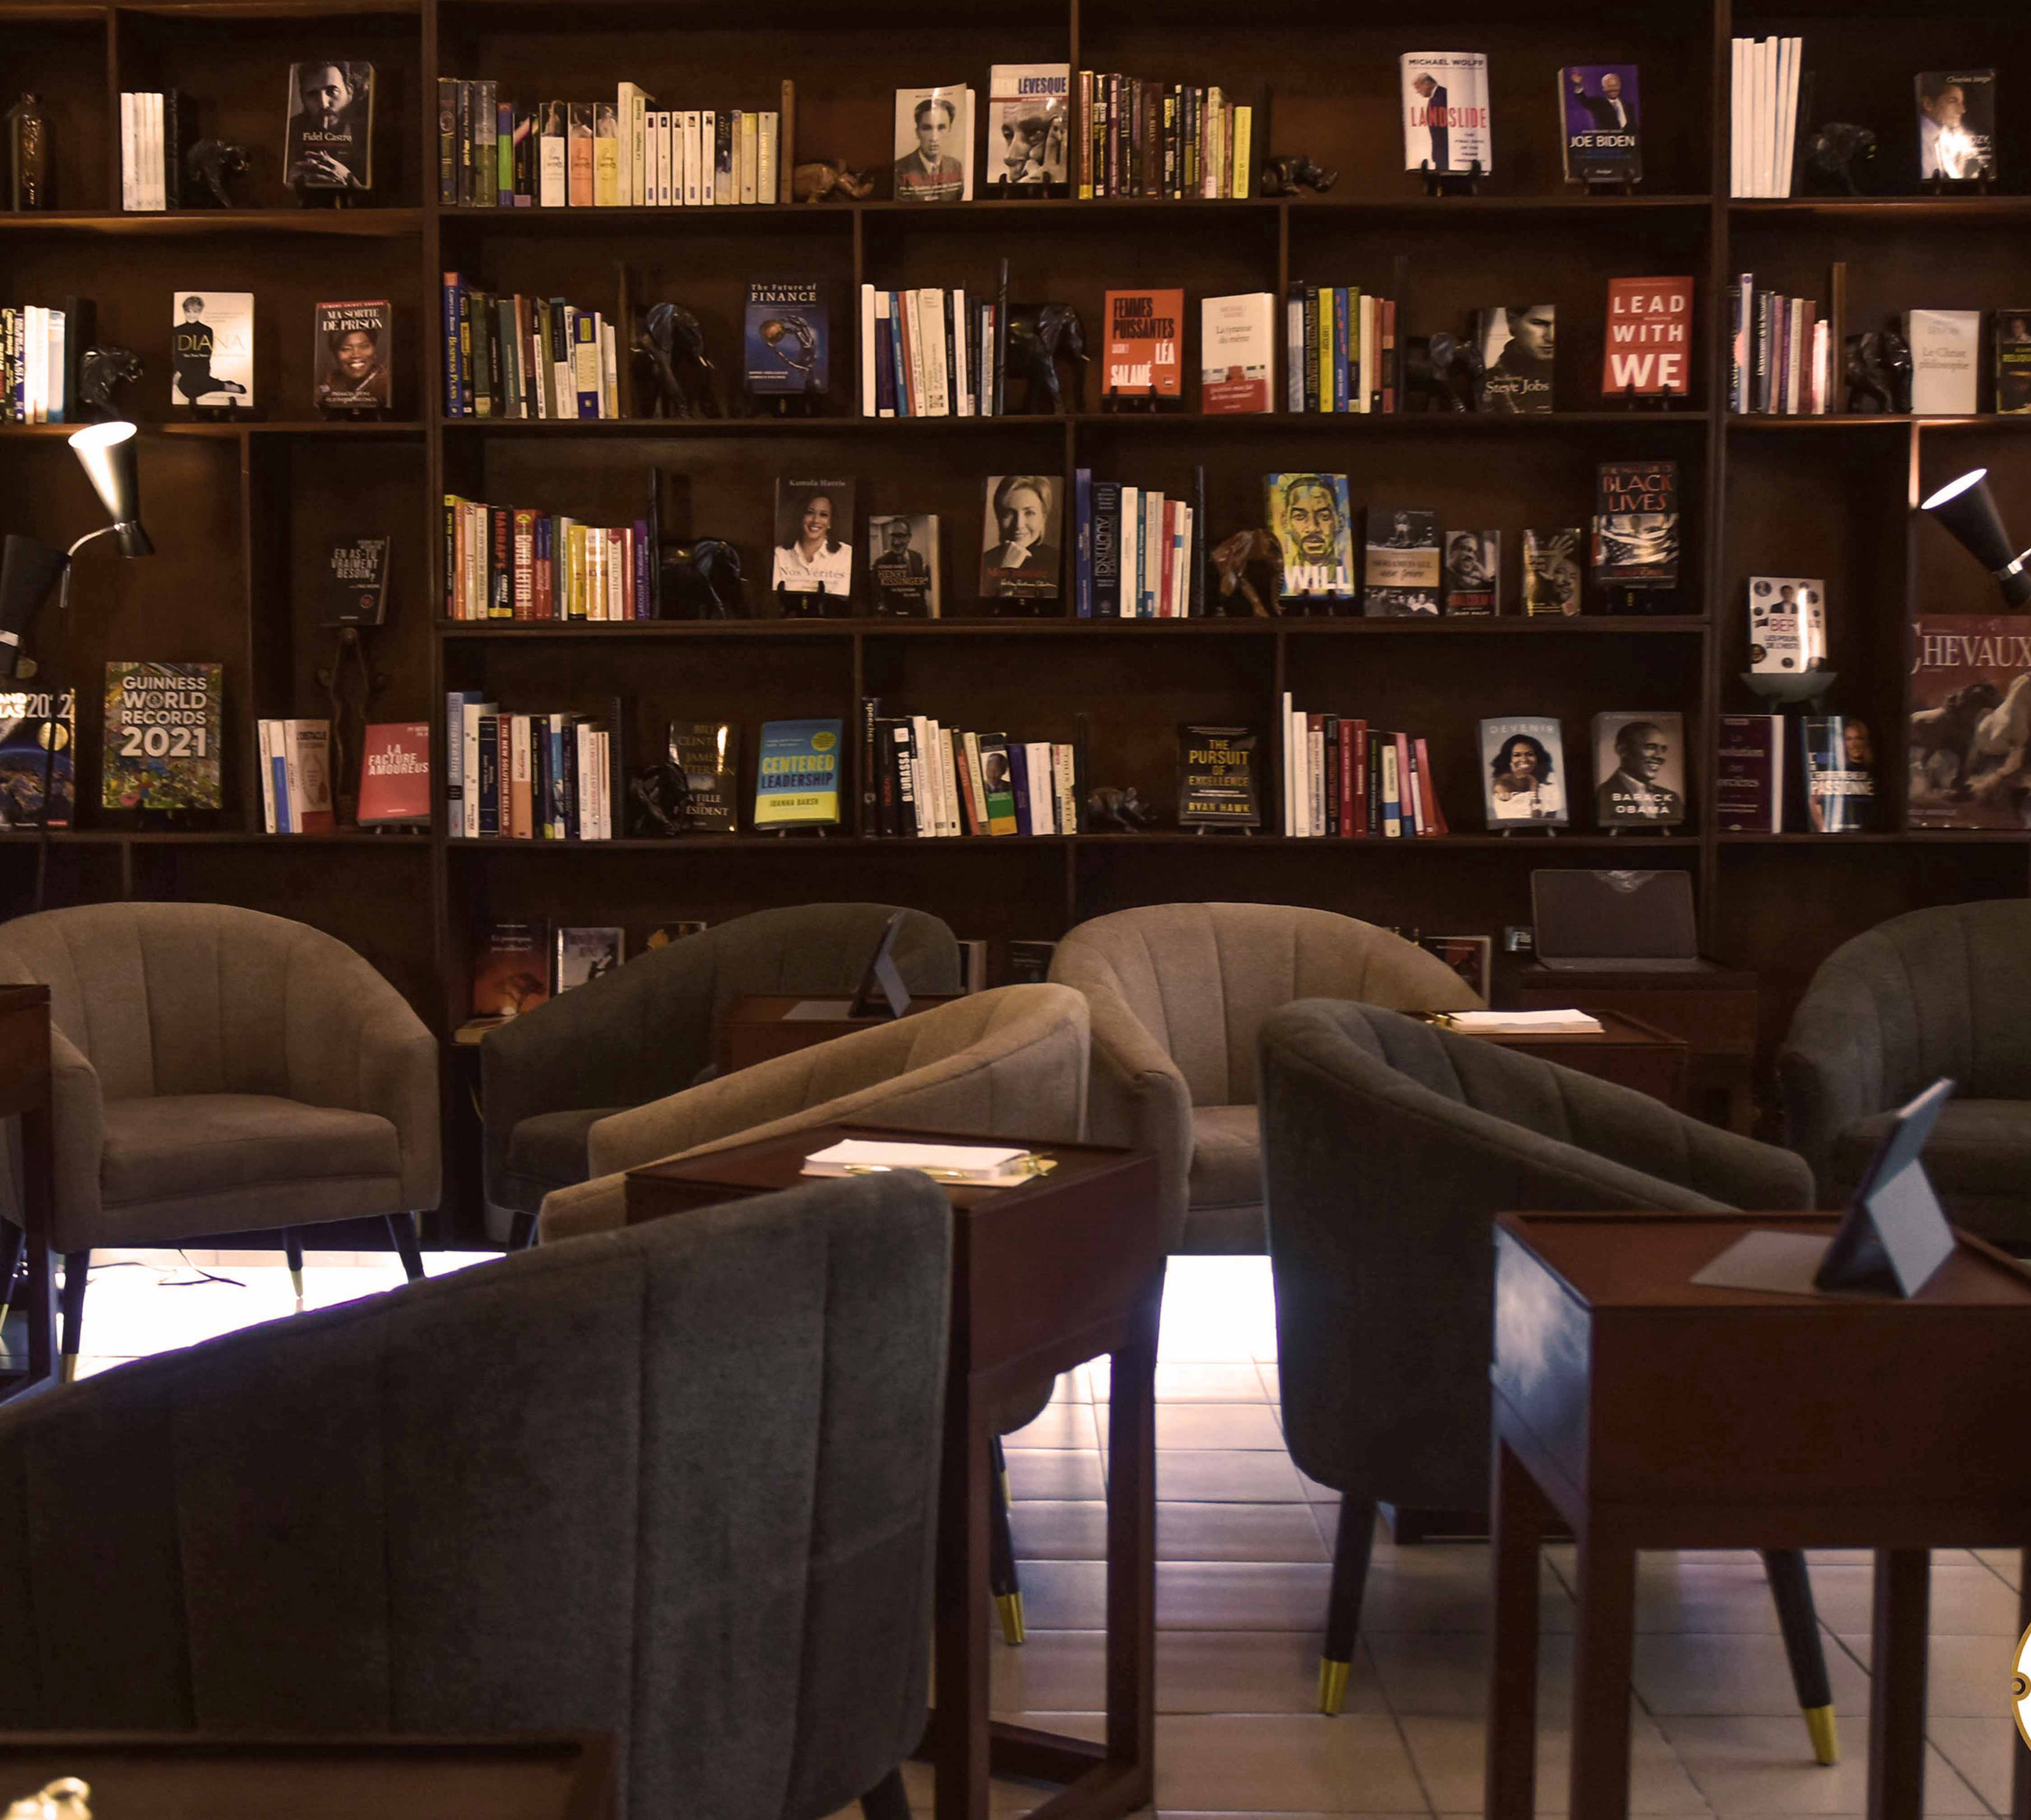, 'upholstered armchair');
0,902,438,1374
1257,998,1839,1764
482,902,960,1244
1781,900,2031,1249
1048,903,1479,1252
0,1169,952,1820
